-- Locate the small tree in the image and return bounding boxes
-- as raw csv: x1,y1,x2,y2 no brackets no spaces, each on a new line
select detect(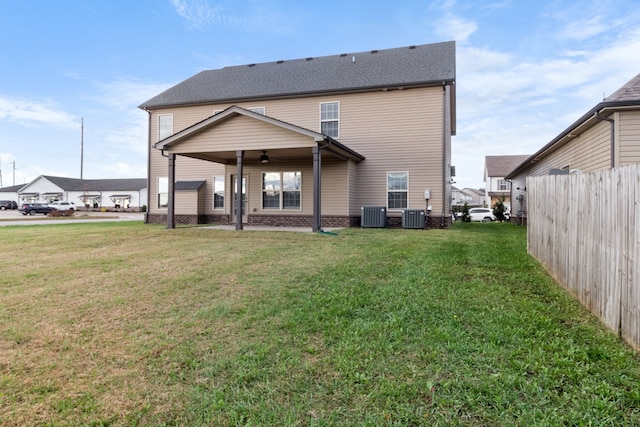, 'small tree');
461,202,471,222
493,197,506,222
